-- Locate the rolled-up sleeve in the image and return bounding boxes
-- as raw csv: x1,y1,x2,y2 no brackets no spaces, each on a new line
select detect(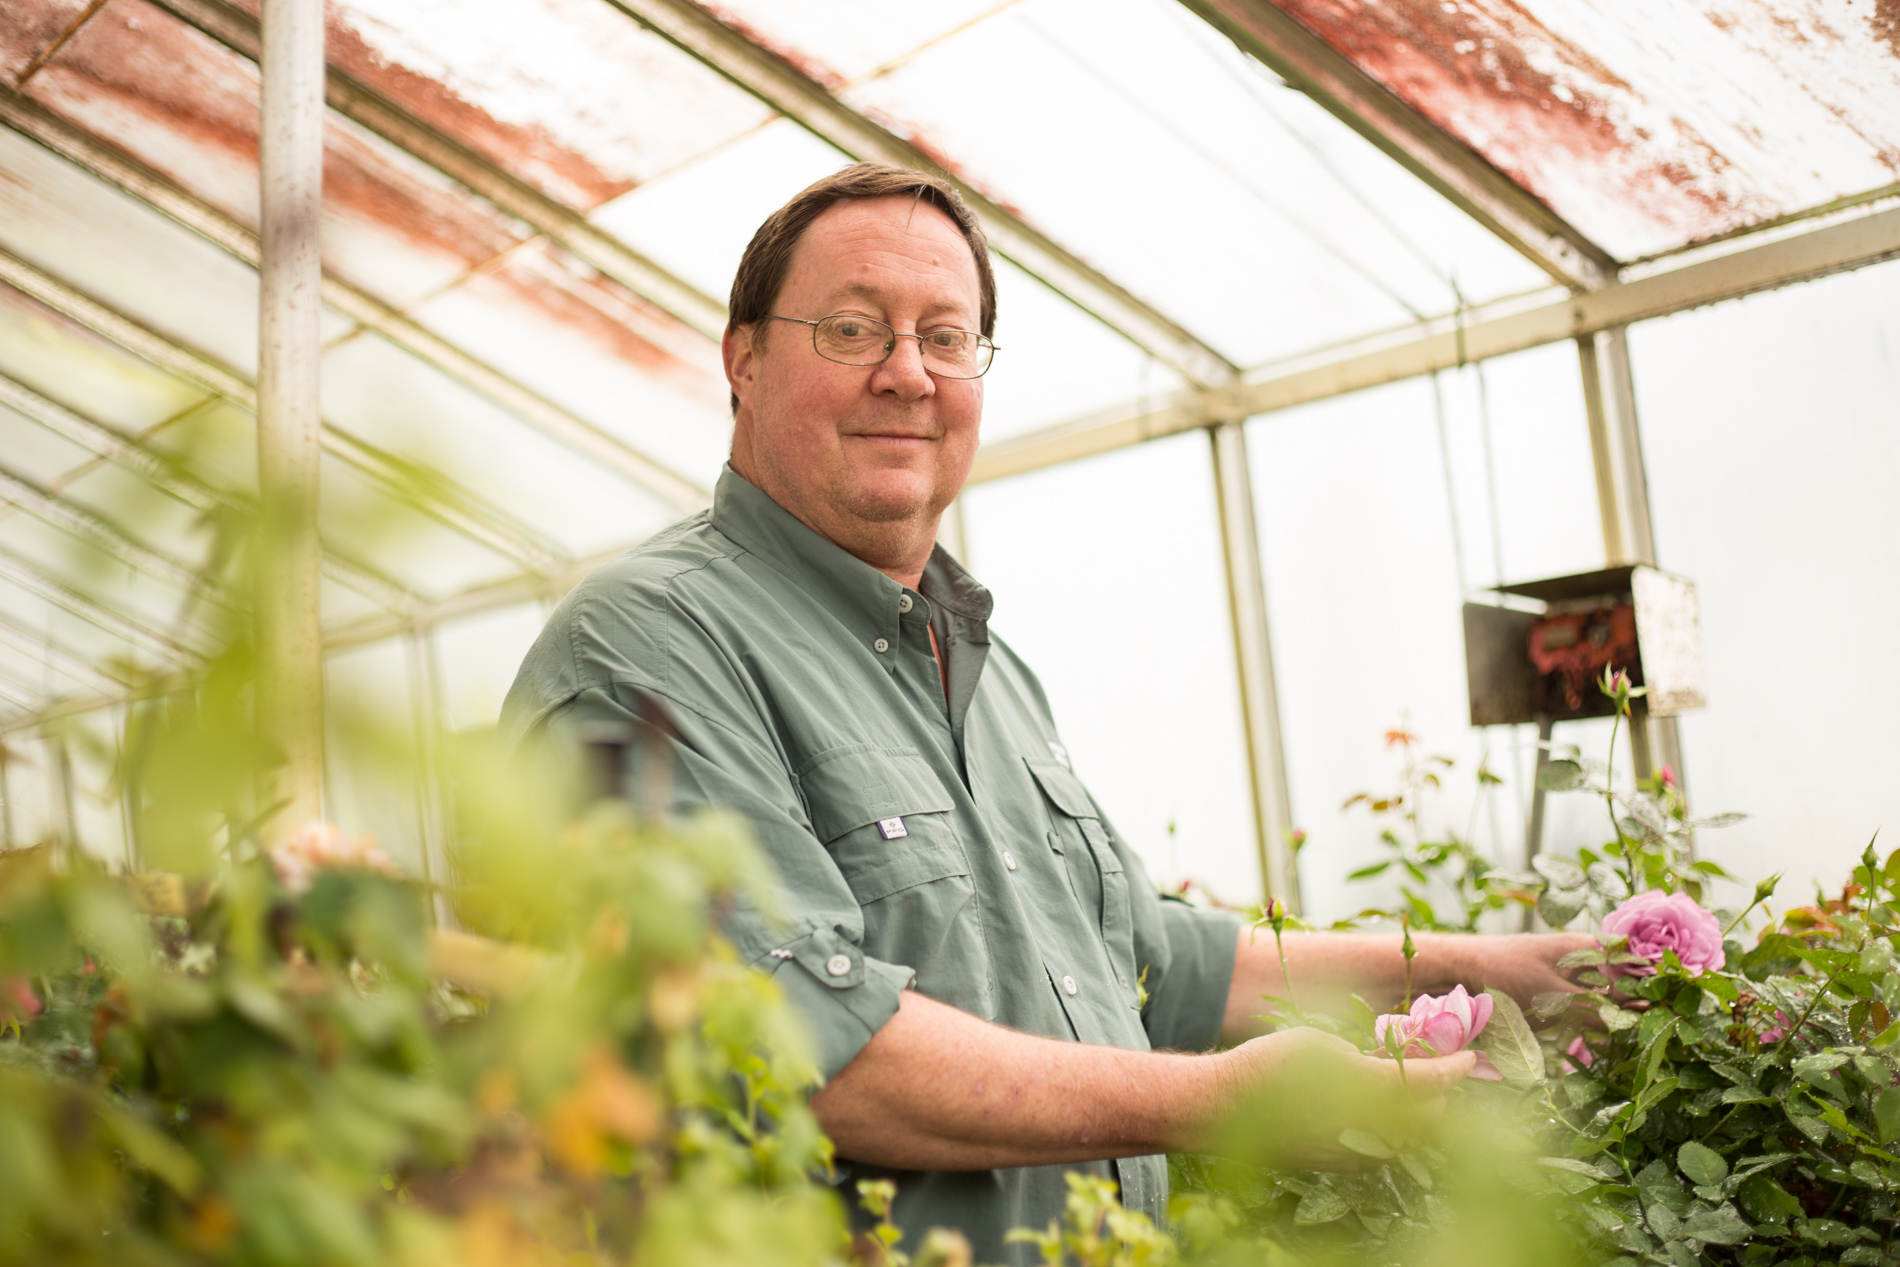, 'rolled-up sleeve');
537,683,913,1082
1139,897,1241,1052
